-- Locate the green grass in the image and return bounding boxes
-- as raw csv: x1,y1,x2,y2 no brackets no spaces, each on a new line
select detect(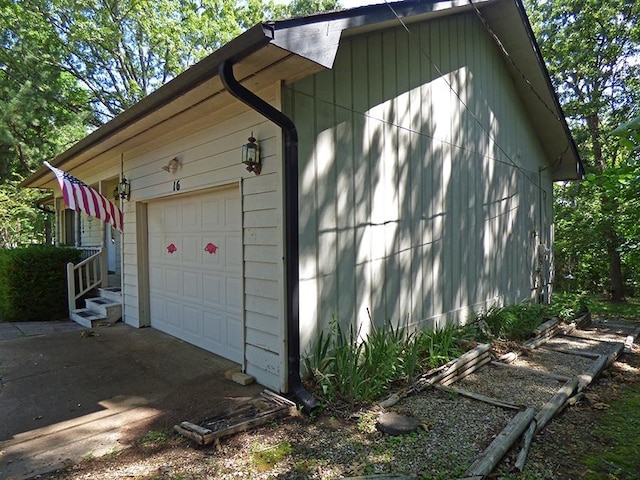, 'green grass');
137,430,168,448
588,297,640,319
250,440,293,472
581,384,640,479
